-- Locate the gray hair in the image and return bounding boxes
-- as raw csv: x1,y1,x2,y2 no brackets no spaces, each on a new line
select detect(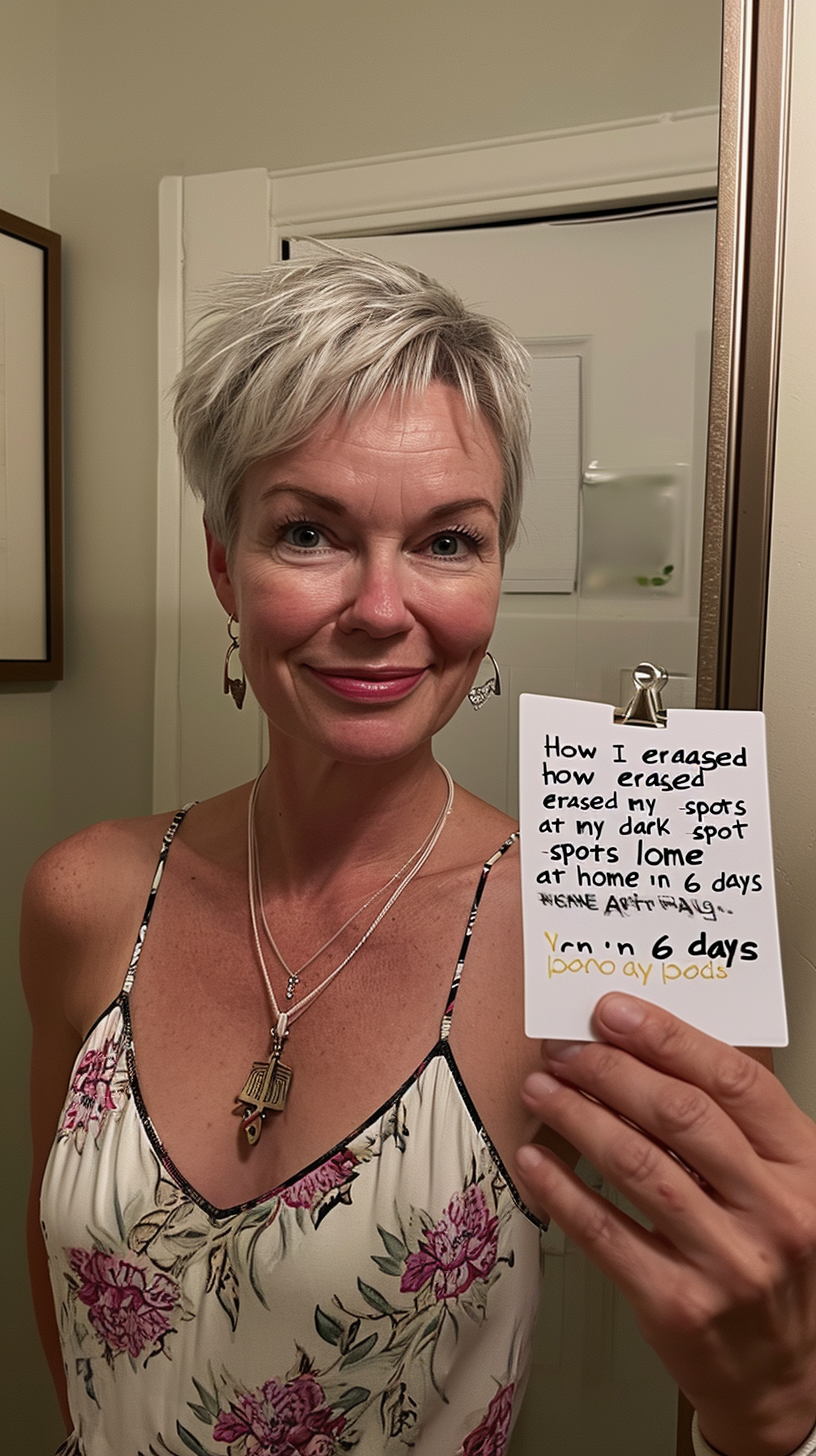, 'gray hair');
173,249,530,556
